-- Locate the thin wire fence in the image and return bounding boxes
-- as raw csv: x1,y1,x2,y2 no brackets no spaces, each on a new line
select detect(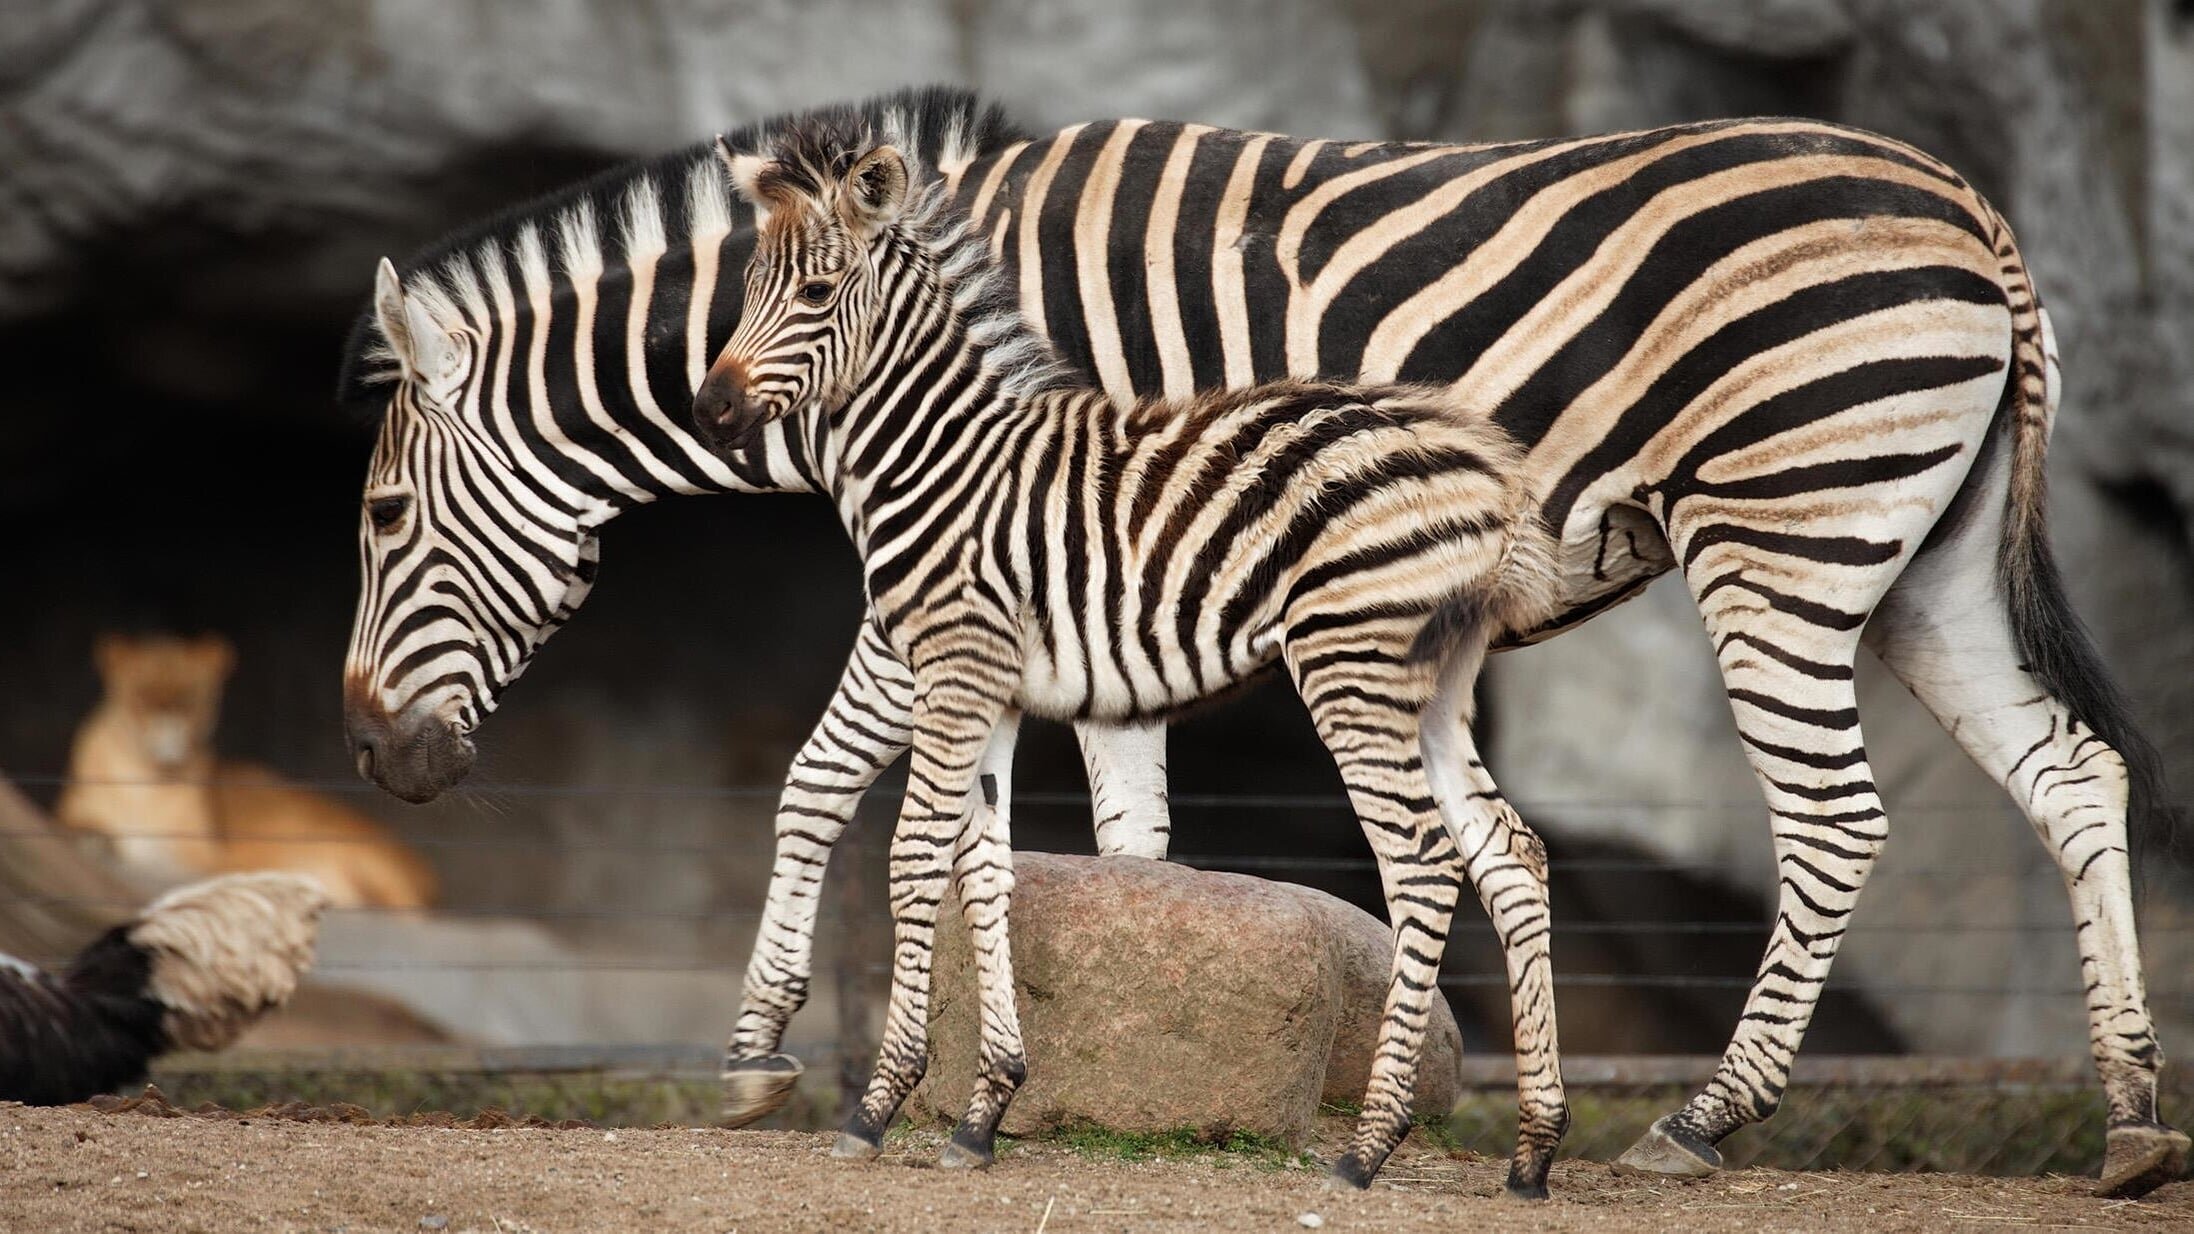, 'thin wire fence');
14,771,2194,1175
129,1047,2193,1177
